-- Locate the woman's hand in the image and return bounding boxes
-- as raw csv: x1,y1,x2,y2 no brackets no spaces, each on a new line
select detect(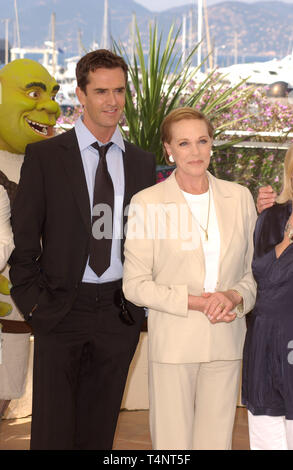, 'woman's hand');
201,290,242,324
188,291,239,323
